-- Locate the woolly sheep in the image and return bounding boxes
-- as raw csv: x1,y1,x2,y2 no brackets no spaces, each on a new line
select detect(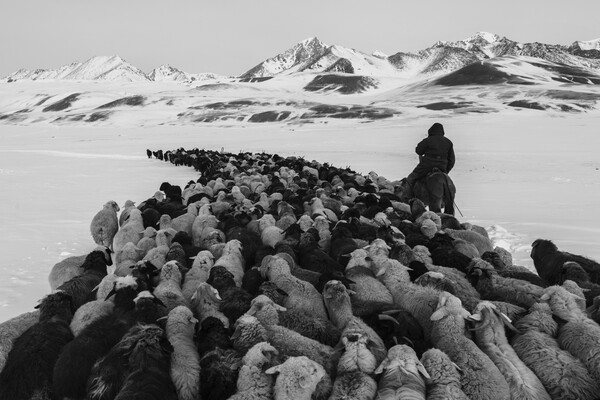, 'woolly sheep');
166,306,200,400
260,254,329,321
0,310,39,373
69,273,118,336
541,285,600,382
118,199,136,227
229,342,279,400
468,258,544,308
420,348,469,400
265,356,326,400
114,242,145,276
445,228,493,256
0,291,74,400
136,226,158,256
112,208,144,254
467,301,551,400
141,229,173,270
511,302,600,400
56,246,111,310
170,201,202,237
182,250,214,302
190,282,230,328
213,239,245,287
52,276,140,400
199,347,242,400
329,370,376,400
374,344,430,400
152,260,187,316
48,253,88,290
90,200,120,249
430,292,510,400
